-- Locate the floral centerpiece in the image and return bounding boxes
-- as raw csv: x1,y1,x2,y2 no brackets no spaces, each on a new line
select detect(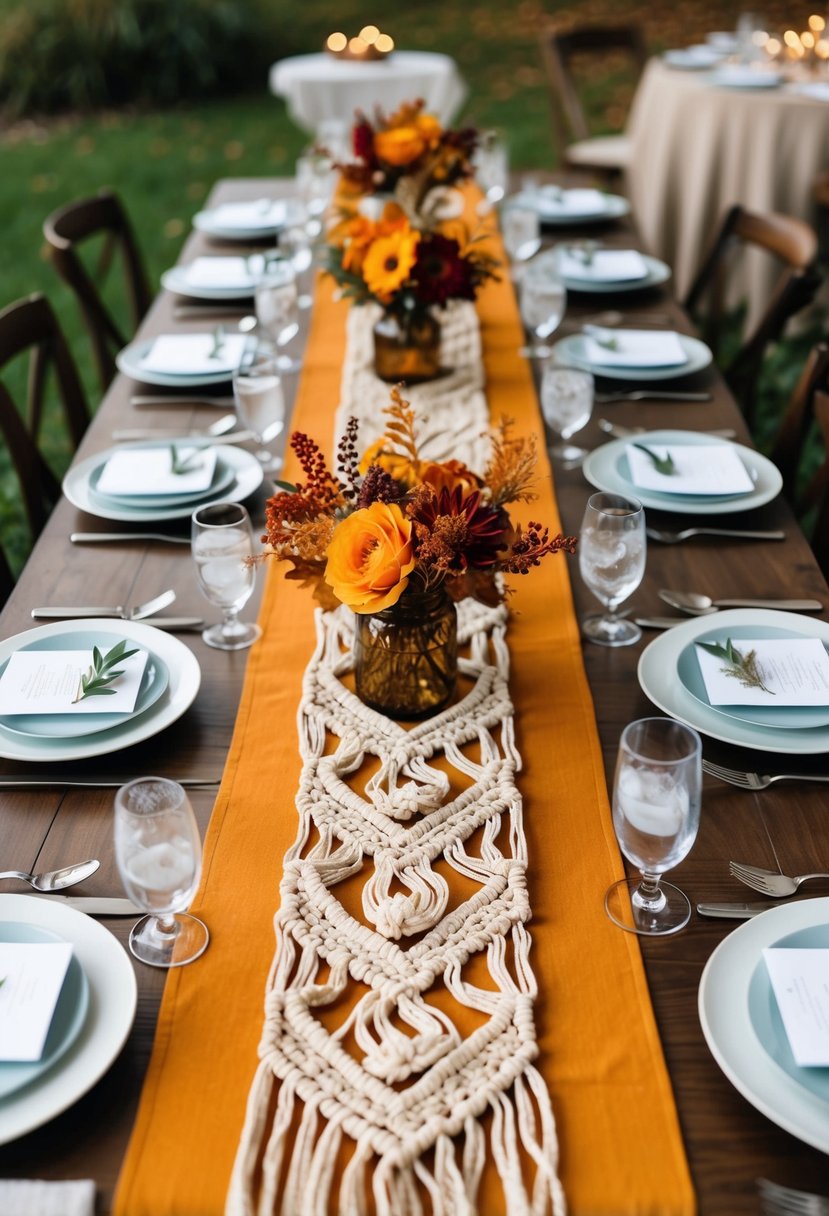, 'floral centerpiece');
327,202,499,381
259,388,576,717
337,99,479,225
